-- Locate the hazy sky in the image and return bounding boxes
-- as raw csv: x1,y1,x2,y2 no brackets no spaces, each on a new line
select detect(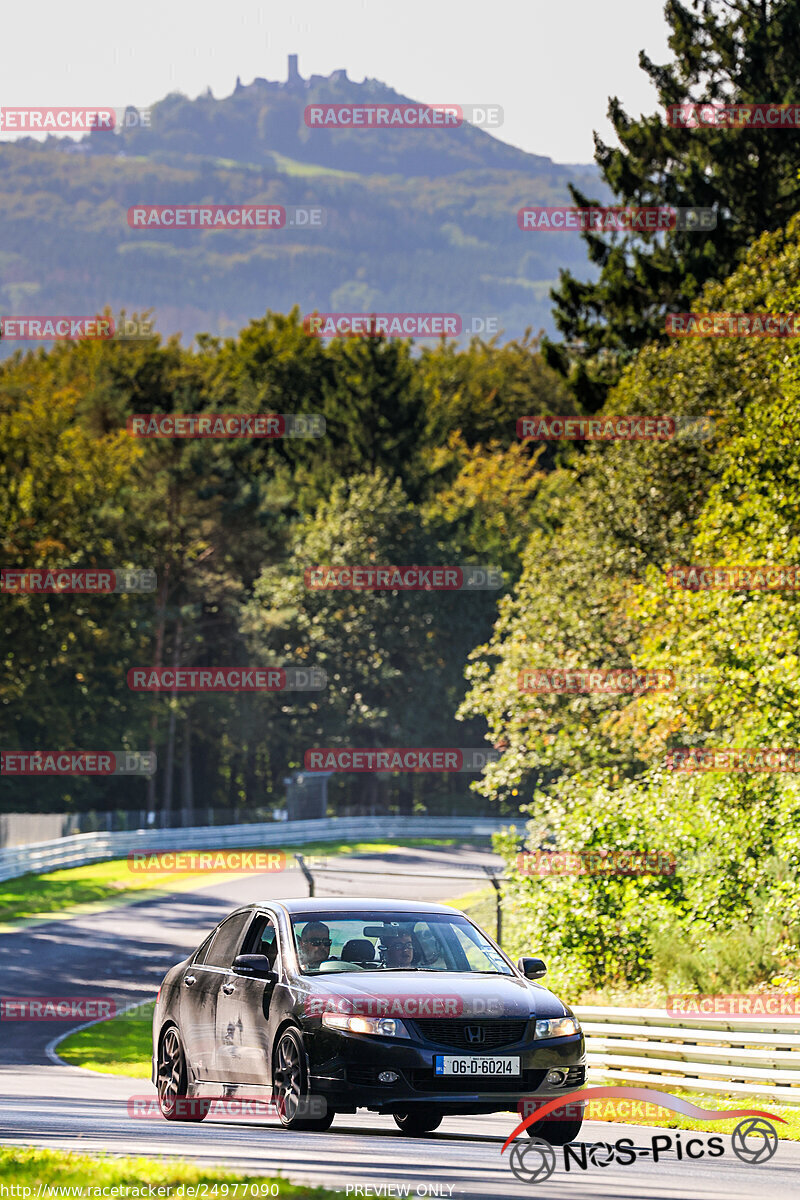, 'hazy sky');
2,0,672,163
